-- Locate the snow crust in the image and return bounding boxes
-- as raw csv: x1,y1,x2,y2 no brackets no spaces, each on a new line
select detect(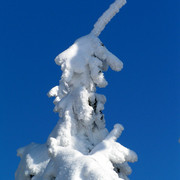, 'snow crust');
16,1,137,179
